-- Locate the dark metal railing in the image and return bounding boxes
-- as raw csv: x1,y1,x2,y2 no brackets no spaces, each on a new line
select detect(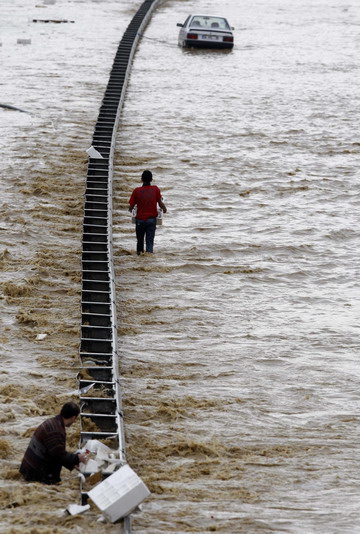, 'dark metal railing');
78,1,162,531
